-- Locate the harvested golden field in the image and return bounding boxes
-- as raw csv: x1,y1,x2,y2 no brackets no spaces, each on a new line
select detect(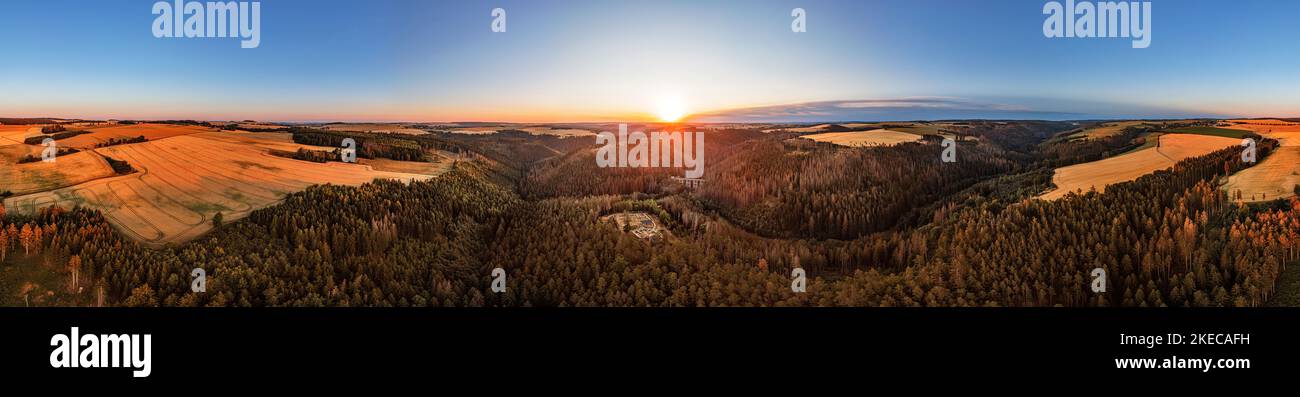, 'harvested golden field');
1219,119,1300,135
803,128,924,147
1071,121,1148,139
190,130,336,152
1220,120,1300,202
783,124,835,133
3,133,444,247
1041,134,1241,200
0,145,117,195
360,158,454,175
57,123,213,149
